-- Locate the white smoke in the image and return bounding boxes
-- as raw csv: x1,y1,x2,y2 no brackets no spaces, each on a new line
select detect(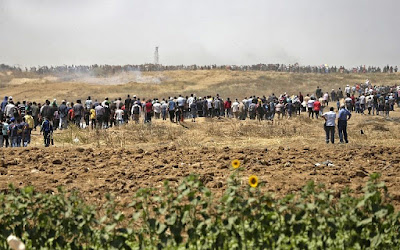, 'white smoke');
61,71,166,85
